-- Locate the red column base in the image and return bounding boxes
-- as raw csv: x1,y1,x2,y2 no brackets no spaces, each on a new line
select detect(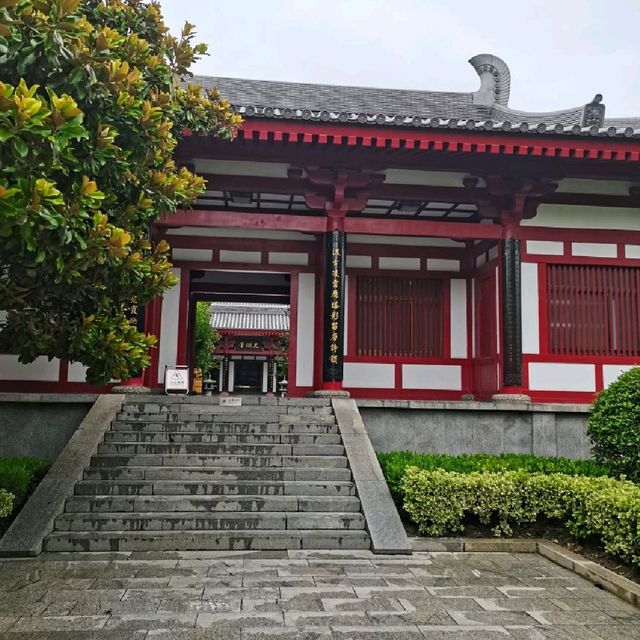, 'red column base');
322,381,343,391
